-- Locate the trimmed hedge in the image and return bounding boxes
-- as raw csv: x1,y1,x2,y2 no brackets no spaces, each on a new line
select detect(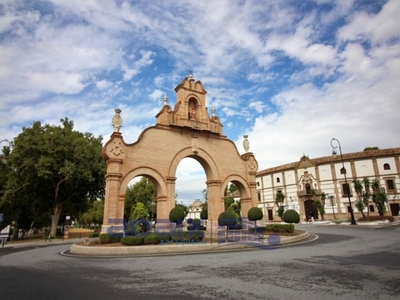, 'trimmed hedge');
251,224,294,233
99,233,122,244
144,234,162,245
88,232,99,238
357,215,395,222
171,230,204,242
283,209,300,224
121,236,144,245
248,207,263,221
